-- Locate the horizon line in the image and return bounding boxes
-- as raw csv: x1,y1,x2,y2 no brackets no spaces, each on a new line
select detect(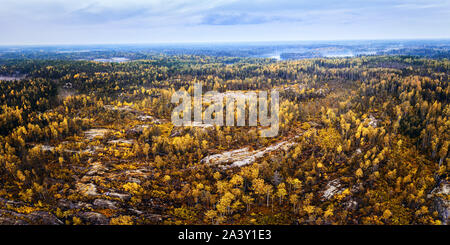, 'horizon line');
1,37,450,47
